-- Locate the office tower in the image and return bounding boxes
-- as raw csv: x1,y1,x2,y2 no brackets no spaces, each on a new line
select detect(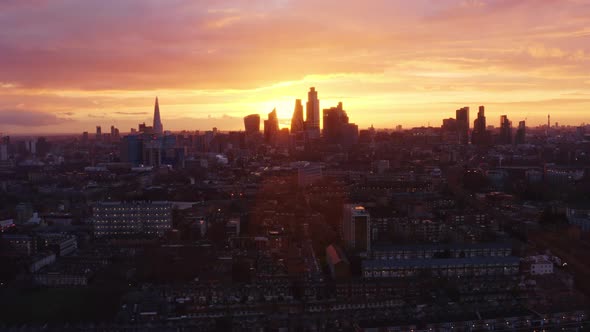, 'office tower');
153,97,163,135
455,106,469,144
322,102,359,147
291,99,305,133
93,201,172,238
515,120,526,145
323,102,348,142
120,135,143,166
25,139,36,154
82,131,89,143
499,115,512,145
442,118,457,131
474,106,486,133
96,126,102,141
305,87,320,139
0,142,7,161
472,105,488,145
243,114,261,134
142,139,162,167
342,204,371,253
263,108,280,145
